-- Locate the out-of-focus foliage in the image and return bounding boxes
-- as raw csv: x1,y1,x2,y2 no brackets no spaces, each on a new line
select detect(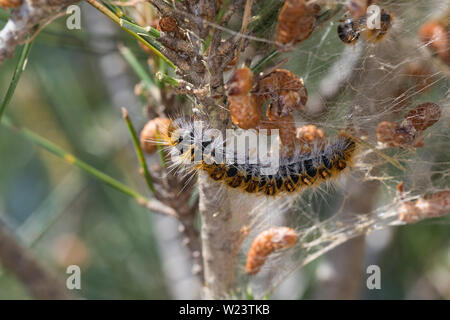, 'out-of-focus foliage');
0,1,448,299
